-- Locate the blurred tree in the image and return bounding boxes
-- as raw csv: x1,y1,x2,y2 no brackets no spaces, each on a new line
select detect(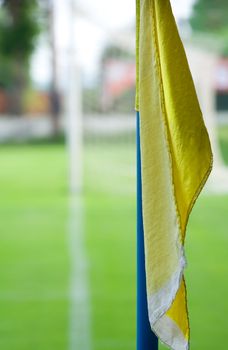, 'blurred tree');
47,0,61,137
190,0,228,54
0,0,40,114
101,45,134,63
